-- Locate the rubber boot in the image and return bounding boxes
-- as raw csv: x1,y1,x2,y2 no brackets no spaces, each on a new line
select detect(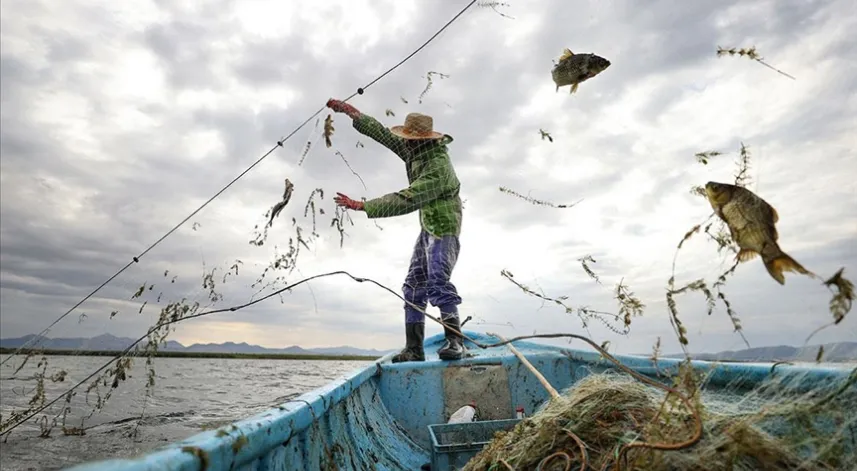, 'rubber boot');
437,316,465,361
391,323,425,363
